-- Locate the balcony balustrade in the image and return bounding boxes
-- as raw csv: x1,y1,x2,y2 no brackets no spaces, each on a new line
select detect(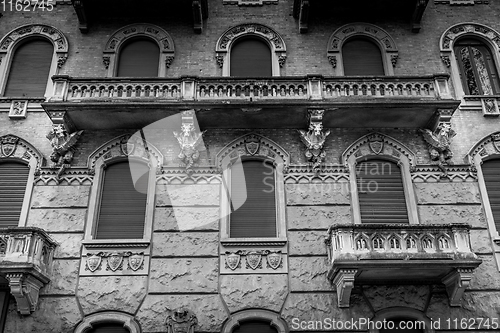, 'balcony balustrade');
0,227,57,315
325,224,481,308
